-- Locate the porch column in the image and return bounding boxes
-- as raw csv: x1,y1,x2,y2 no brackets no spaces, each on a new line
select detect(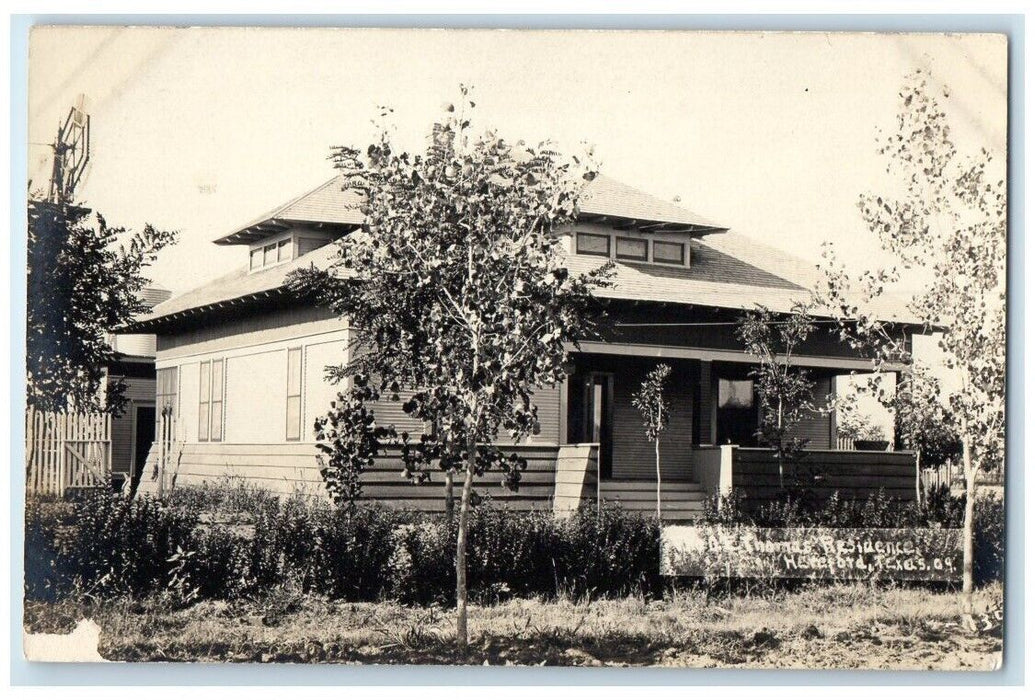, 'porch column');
698,360,717,445
558,376,568,445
